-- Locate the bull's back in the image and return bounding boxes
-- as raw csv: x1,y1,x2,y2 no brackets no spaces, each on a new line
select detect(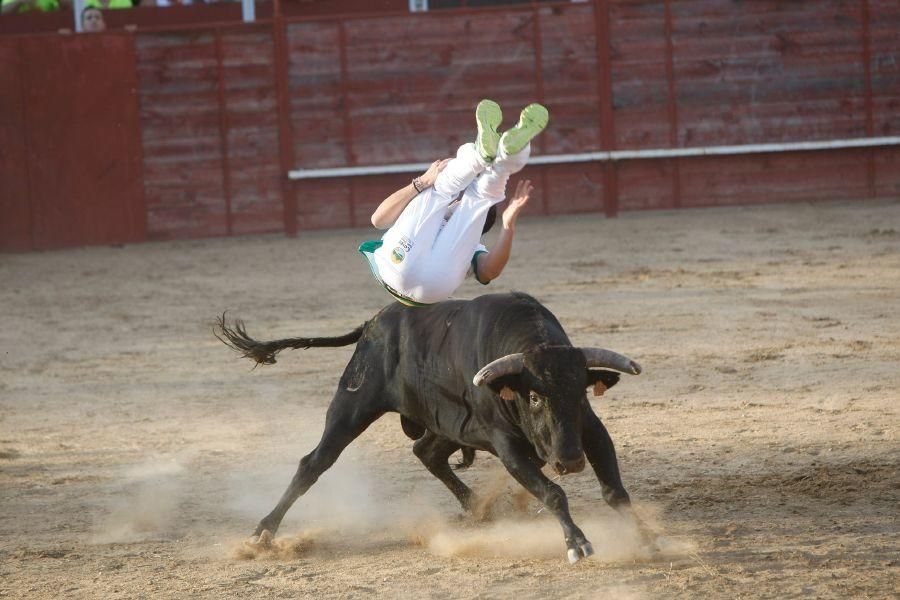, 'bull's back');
366,293,570,403
374,293,570,360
